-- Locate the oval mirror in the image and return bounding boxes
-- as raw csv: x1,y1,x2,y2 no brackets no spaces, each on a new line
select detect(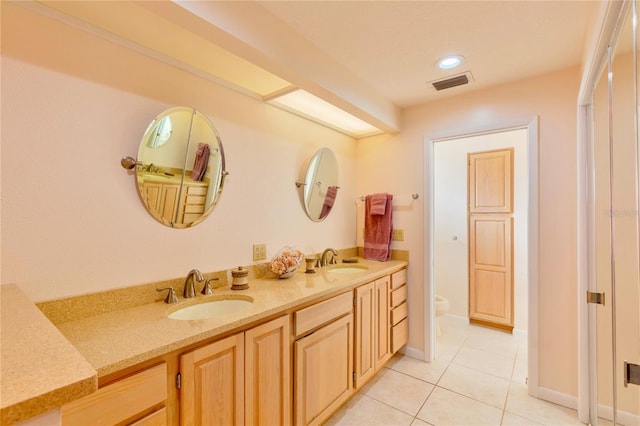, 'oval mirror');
300,148,339,221
135,106,226,228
